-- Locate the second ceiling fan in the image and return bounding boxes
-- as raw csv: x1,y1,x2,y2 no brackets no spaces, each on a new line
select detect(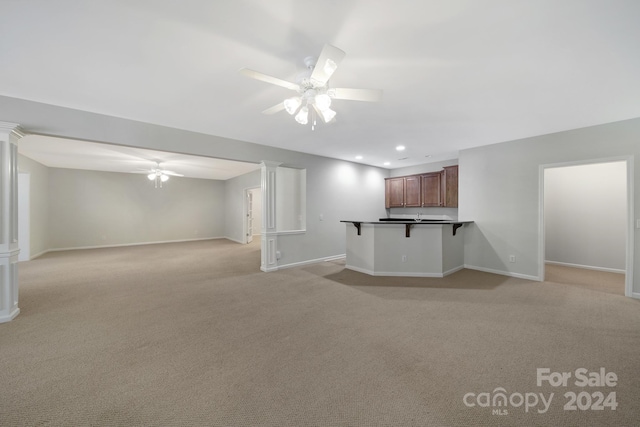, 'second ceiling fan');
240,44,382,129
